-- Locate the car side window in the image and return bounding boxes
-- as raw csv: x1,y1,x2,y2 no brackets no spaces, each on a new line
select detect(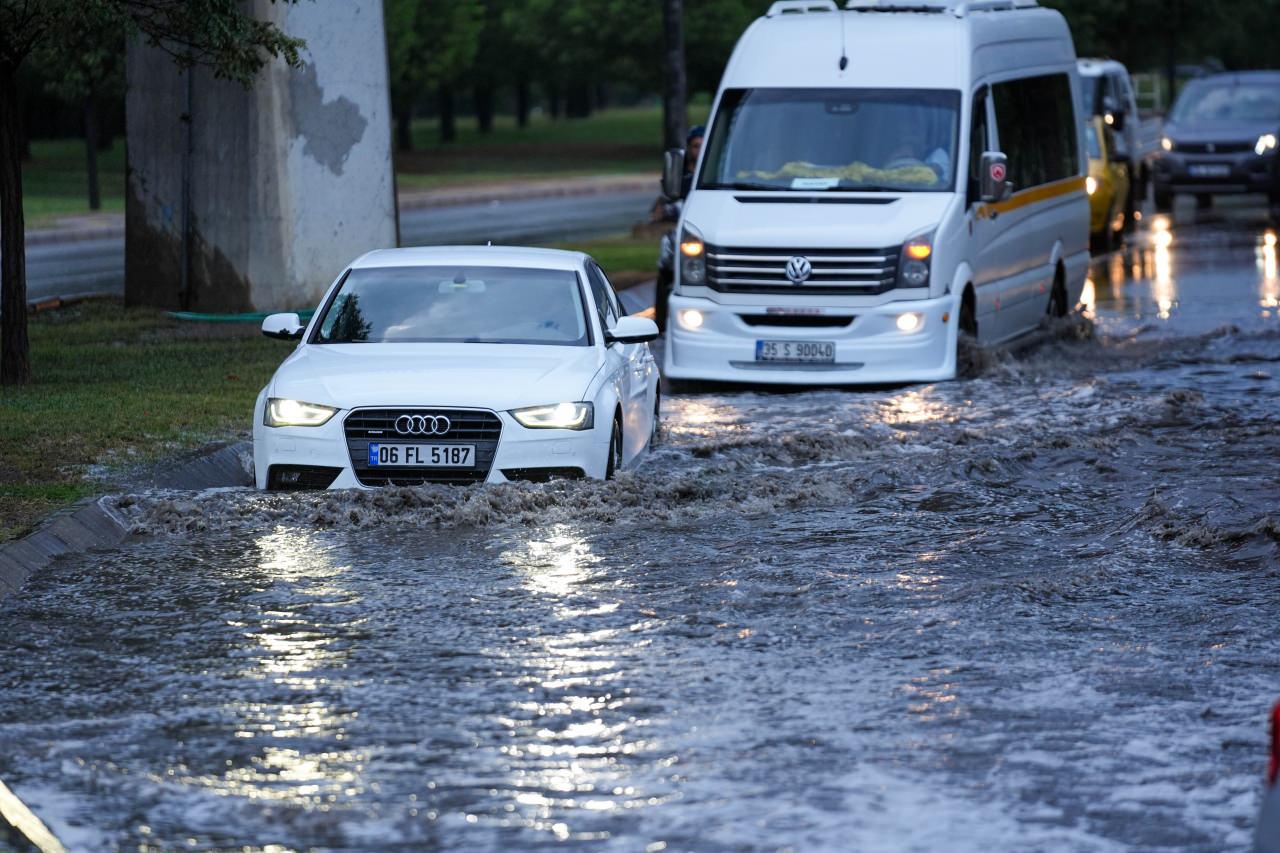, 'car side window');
967,87,989,205
586,264,618,332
